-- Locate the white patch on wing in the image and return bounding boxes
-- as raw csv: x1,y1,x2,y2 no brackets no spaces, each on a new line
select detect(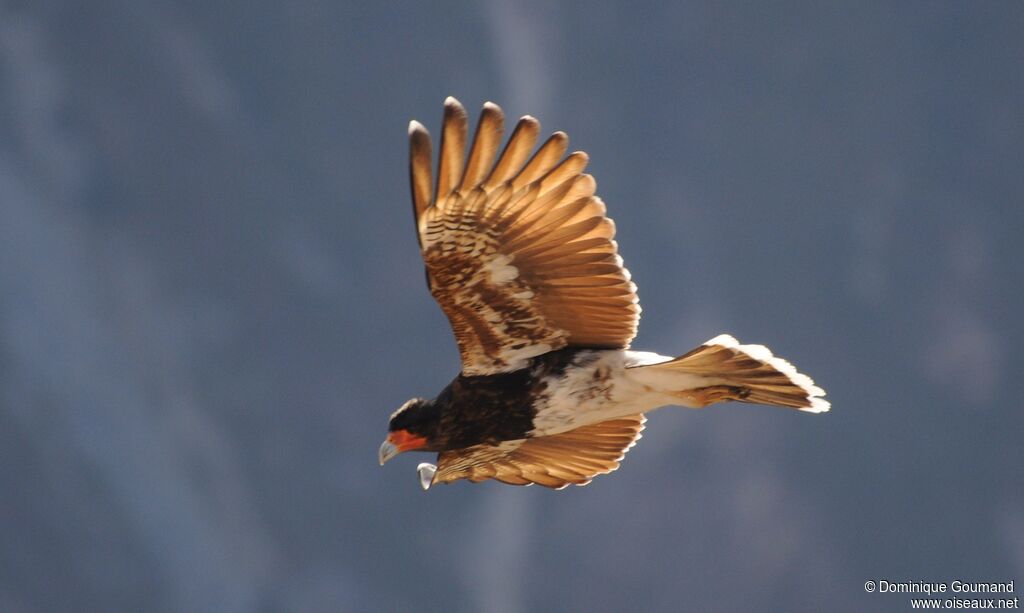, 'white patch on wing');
482,253,519,284
500,343,555,372
423,226,569,375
